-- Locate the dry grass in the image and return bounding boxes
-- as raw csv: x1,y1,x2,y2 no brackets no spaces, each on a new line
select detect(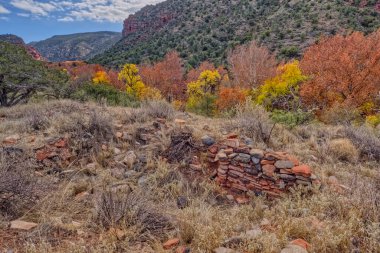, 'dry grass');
0,100,379,253
328,138,359,163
